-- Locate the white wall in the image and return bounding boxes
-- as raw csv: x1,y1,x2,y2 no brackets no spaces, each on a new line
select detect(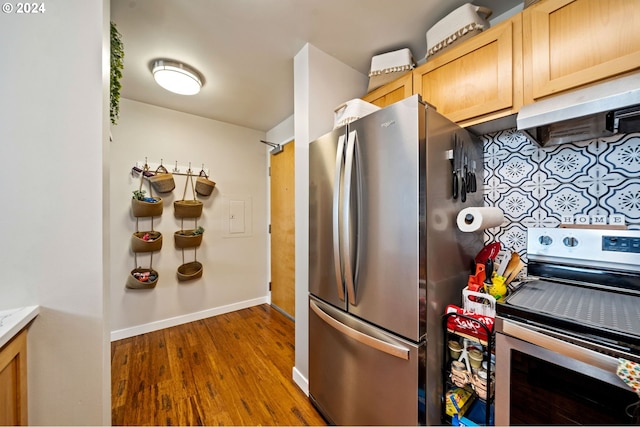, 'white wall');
0,1,110,424
490,2,523,25
266,115,295,145
110,99,269,338
292,44,369,392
